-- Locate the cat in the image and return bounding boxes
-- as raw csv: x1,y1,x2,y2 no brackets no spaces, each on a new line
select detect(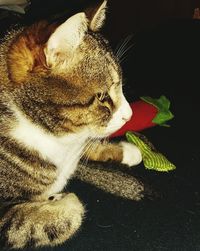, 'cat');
0,0,143,249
